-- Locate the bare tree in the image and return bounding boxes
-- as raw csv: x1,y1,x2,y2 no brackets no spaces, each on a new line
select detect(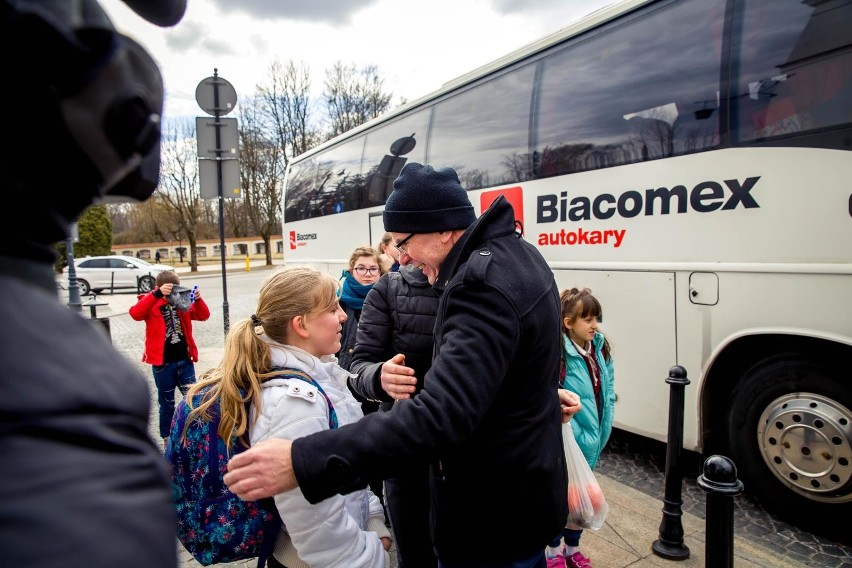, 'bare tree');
158,119,204,271
258,58,321,169
108,203,139,243
109,59,396,257
323,61,392,138
110,200,171,244
223,197,249,238
238,96,284,266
